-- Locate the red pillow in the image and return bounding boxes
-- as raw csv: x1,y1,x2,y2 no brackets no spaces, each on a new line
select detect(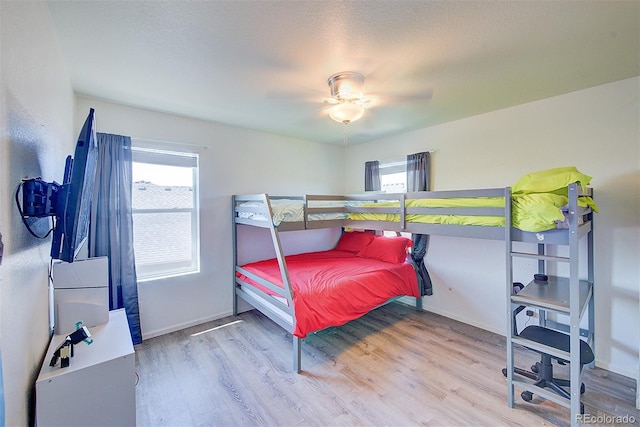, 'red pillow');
357,236,413,264
335,231,375,254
